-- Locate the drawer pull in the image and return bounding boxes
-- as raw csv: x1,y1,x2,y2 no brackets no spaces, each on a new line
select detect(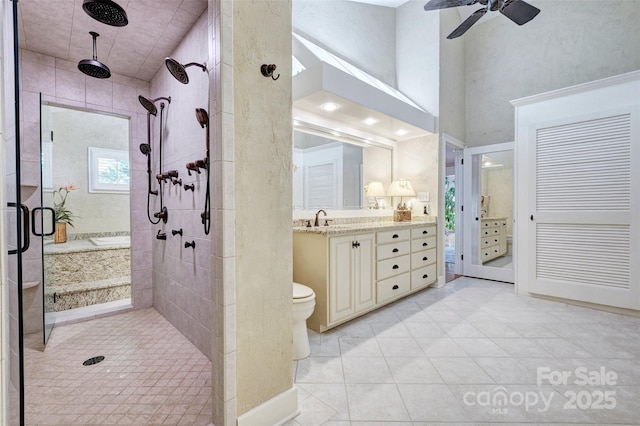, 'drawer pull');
422,274,428,279
392,234,399,239
392,248,399,253
422,230,428,234
392,265,399,269
392,285,399,290
422,242,428,247
422,256,428,261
